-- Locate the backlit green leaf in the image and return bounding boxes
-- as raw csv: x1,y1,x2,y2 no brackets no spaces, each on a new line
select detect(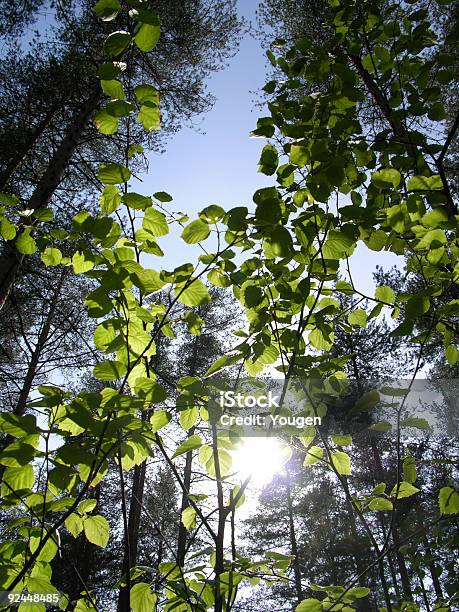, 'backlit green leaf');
181,220,210,244
93,360,127,381
83,515,109,548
